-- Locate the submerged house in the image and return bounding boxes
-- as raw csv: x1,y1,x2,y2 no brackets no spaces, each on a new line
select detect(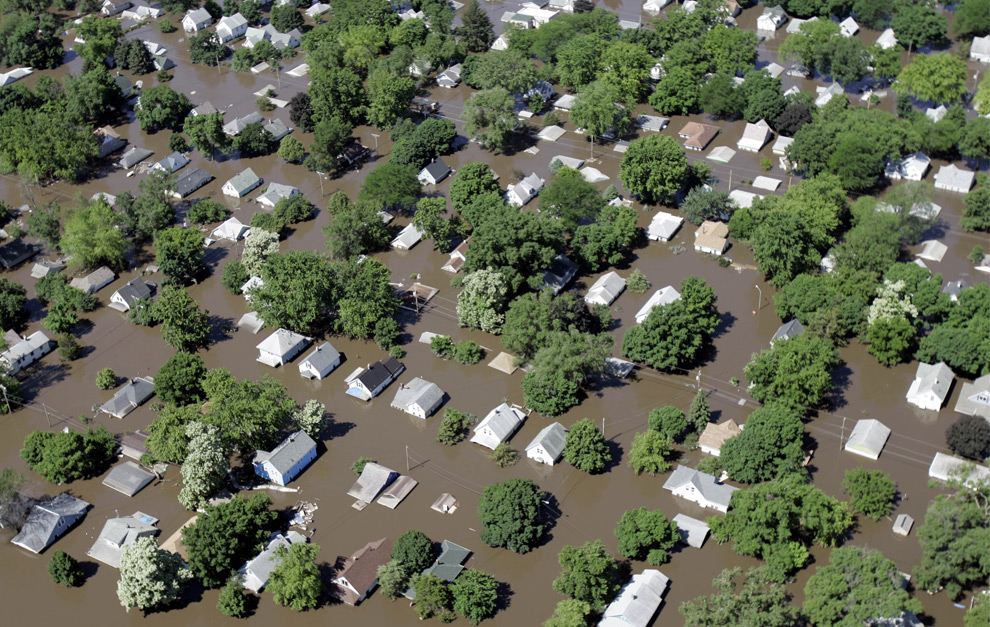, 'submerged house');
99,376,155,419
172,168,213,198
662,465,738,513
600,569,670,627
905,362,953,411
471,403,526,450
0,331,53,375
181,7,212,32
345,357,406,400
347,462,399,504
391,223,425,251
635,286,681,324
256,328,312,367
844,419,891,461
240,531,307,592
102,461,155,497
211,217,249,241
694,221,729,255
525,422,568,466
698,420,742,457
10,494,90,554
928,452,990,485
771,319,805,346
87,512,159,568
253,430,317,486
390,377,445,419
585,271,626,307
331,537,394,605
109,277,154,312
506,173,545,206
736,119,772,152
70,266,116,295
298,343,342,380
223,168,263,198
646,211,684,242
678,122,720,151
954,374,990,419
